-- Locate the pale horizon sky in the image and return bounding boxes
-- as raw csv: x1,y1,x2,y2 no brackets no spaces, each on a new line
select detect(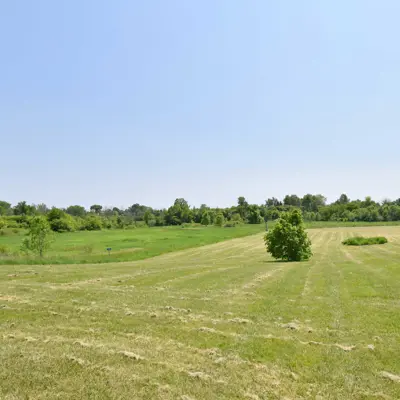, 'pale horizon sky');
1,1,400,209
